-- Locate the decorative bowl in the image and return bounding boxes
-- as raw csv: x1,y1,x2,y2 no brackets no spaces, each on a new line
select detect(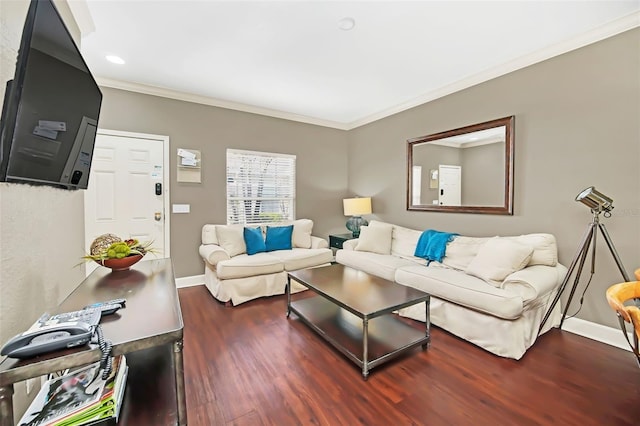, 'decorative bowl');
95,254,144,271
